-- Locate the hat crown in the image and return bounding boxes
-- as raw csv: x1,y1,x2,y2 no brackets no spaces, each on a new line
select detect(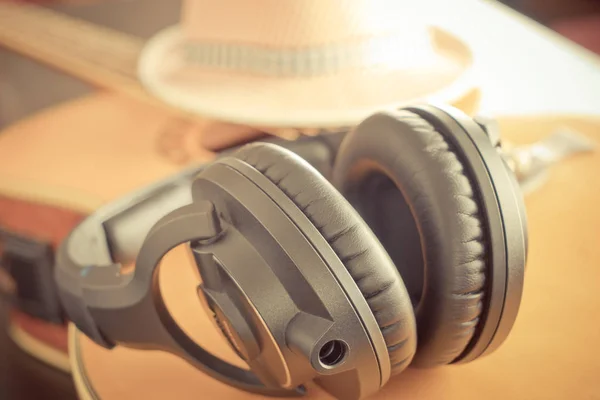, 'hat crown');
182,0,431,48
